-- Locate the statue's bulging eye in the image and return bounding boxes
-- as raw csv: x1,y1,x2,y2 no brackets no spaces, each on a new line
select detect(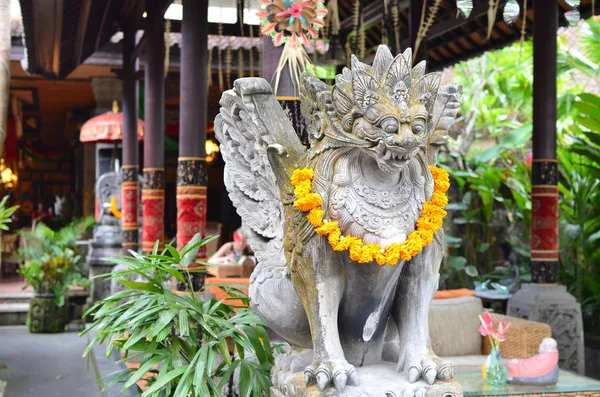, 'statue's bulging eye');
412,118,426,134
381,118,399,134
